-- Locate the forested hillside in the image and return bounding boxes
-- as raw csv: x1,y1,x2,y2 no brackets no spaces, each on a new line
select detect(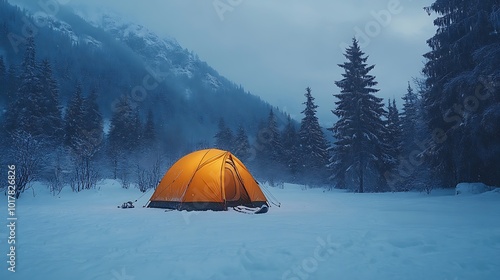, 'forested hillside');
0,0,292,195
